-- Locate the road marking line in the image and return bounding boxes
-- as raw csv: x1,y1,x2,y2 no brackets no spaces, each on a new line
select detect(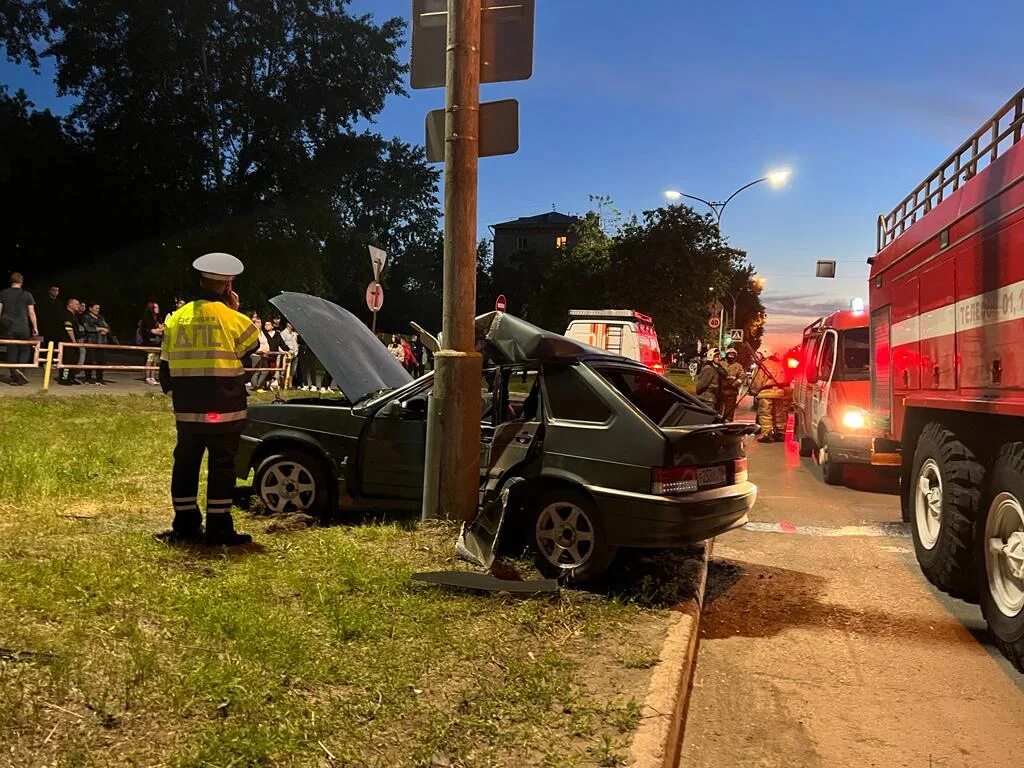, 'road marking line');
744,521,910,538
